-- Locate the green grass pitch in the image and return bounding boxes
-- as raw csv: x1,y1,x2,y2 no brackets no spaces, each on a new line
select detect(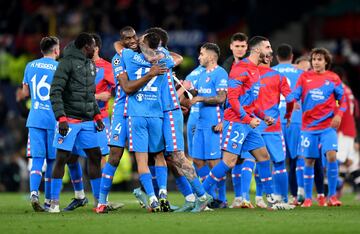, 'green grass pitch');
1,192,359,234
